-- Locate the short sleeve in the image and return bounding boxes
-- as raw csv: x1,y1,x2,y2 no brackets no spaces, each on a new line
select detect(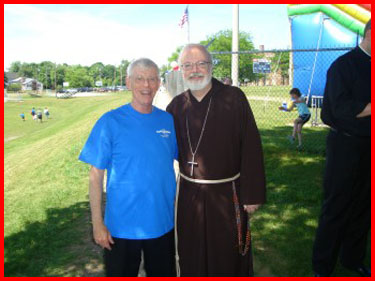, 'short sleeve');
79,114,112,169
171,119,179,160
